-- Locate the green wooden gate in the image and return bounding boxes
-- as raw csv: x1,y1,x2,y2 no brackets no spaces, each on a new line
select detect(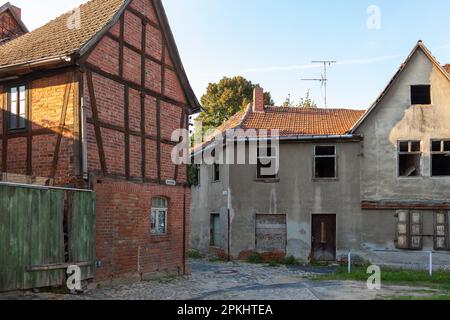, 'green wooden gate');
0,183,96,292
